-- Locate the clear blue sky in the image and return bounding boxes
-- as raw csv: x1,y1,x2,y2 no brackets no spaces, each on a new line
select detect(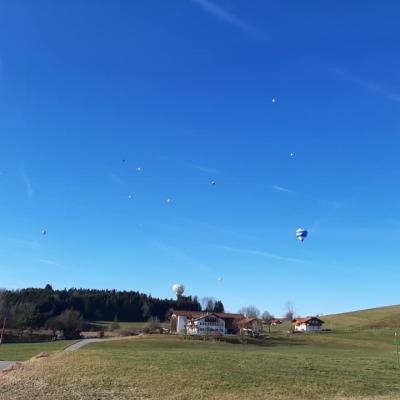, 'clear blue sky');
1,1,399,317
